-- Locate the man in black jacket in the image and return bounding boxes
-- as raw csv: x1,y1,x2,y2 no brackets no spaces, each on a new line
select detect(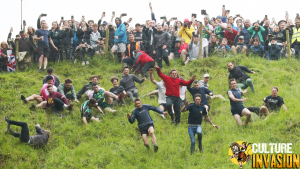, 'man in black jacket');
134,23,147,43
227,62,255,93
60,21,74,61
144,20,157,55
153,24,170,68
